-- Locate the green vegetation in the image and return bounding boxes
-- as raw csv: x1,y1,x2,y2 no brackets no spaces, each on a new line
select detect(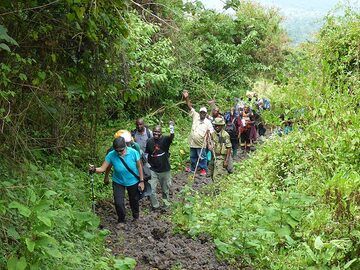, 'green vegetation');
173,7,360,270
1,1,358,269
